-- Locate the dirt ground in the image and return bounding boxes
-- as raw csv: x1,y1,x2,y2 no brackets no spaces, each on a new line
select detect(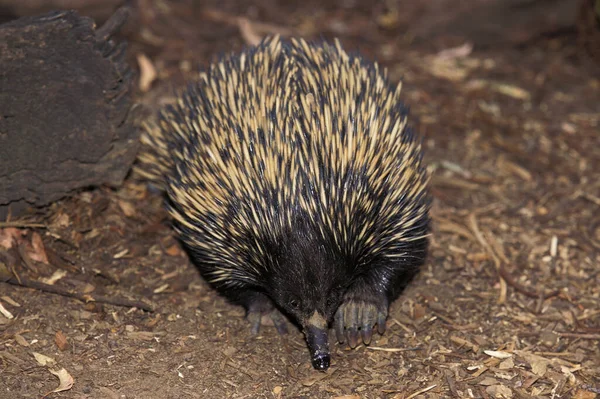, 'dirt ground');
1,1,599,398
